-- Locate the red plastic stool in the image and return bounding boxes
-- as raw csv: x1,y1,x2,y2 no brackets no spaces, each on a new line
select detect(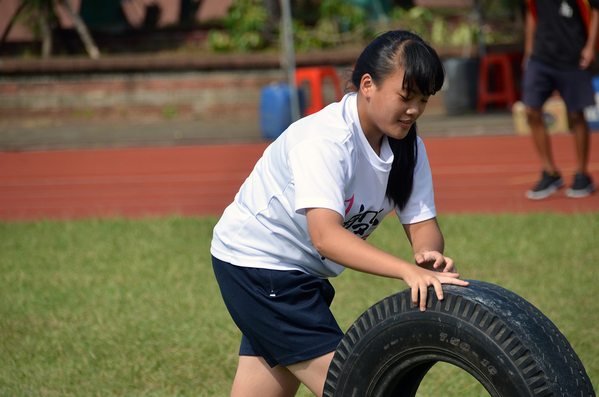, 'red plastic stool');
477,52,522,113
295,66,342,115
